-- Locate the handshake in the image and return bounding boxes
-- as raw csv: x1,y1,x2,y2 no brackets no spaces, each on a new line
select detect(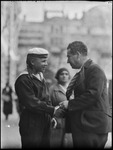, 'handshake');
54,100,69,117
54,105,66,118
53,100,69,117
51,101,68,128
